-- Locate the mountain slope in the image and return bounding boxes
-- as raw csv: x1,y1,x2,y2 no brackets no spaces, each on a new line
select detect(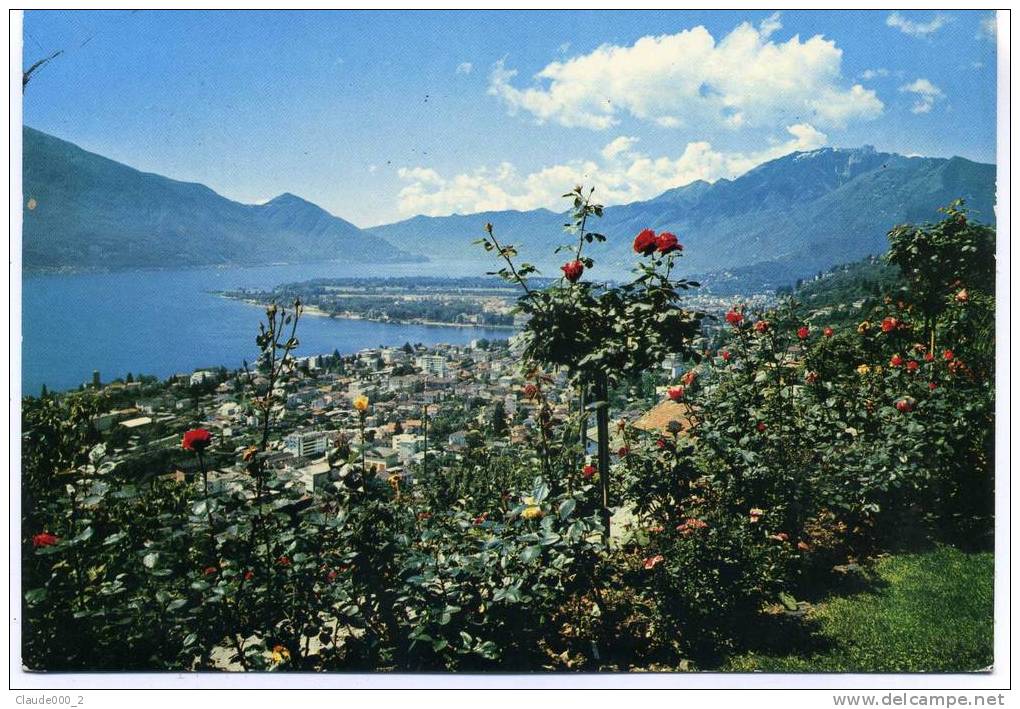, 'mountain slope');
21,127,413,272
367,146,996,290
